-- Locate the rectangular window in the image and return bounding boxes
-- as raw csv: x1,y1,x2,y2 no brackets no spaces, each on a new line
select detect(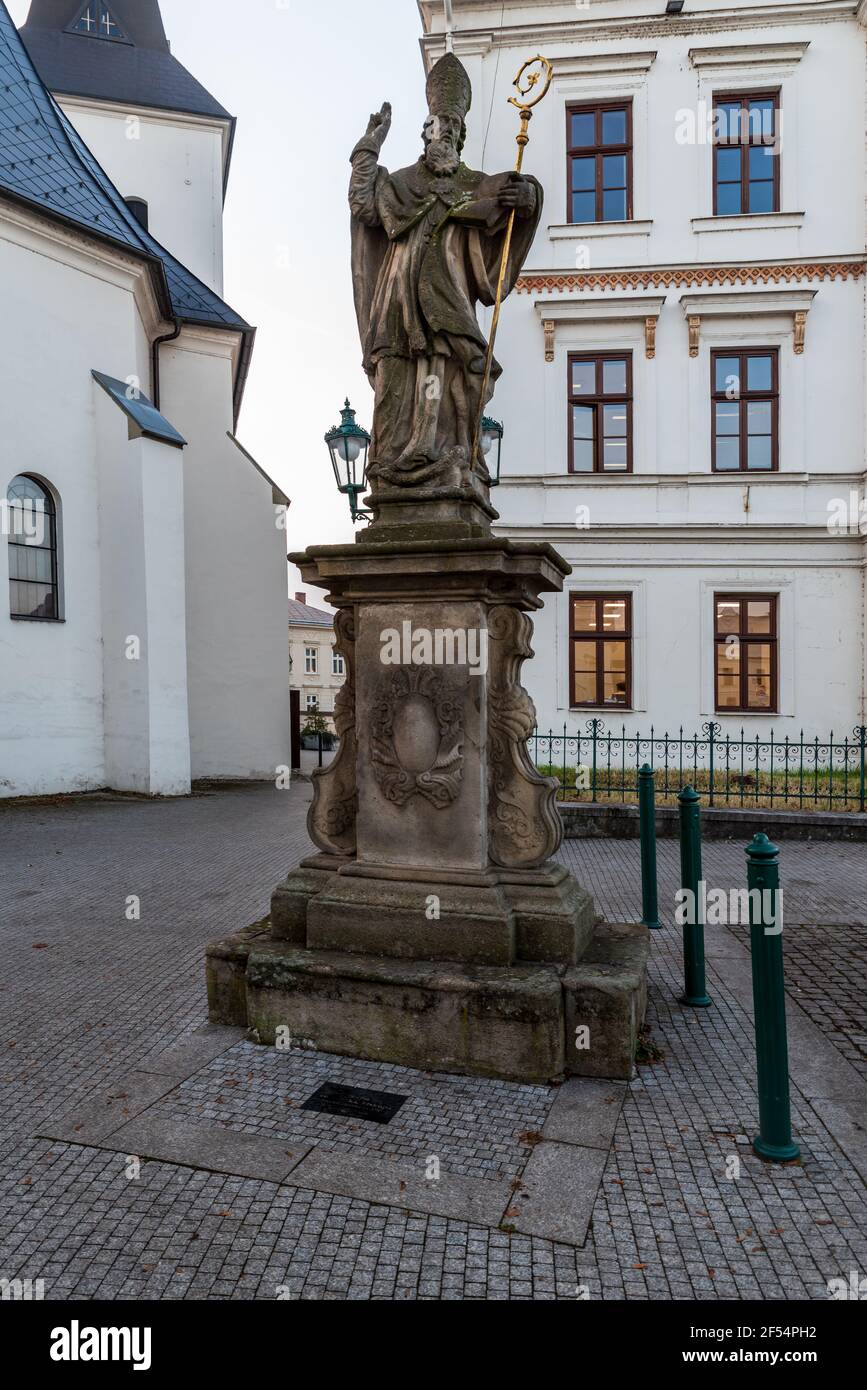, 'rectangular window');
332,652,345,677
570,594,632,709
715,595,778,713
711,349,778,473
568,353,632,473
306,695,319,712
567,102,632,224
7,481,58,622
713,91,779,215
305,647,318,675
